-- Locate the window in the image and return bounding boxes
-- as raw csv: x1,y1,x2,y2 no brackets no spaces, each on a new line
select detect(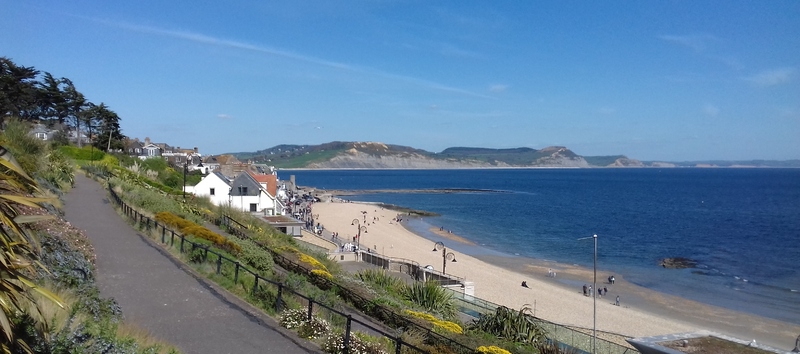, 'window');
238,186,248,195
210,188,215,196
249,203,257,212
